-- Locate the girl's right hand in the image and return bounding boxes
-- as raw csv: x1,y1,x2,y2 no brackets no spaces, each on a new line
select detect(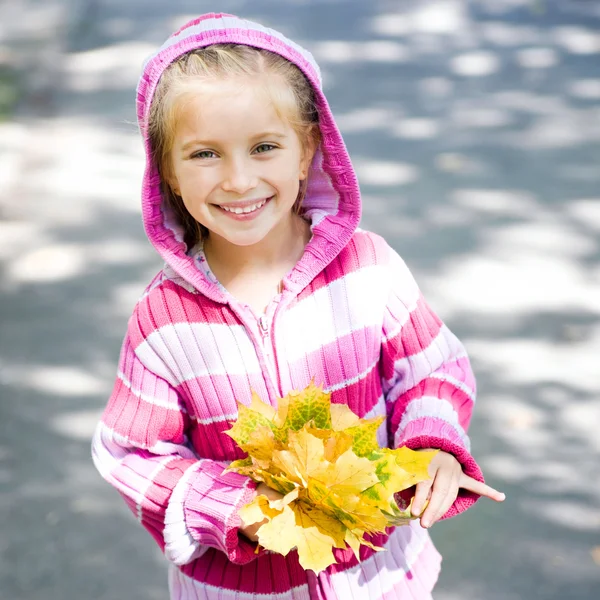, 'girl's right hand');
239,482,284,542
